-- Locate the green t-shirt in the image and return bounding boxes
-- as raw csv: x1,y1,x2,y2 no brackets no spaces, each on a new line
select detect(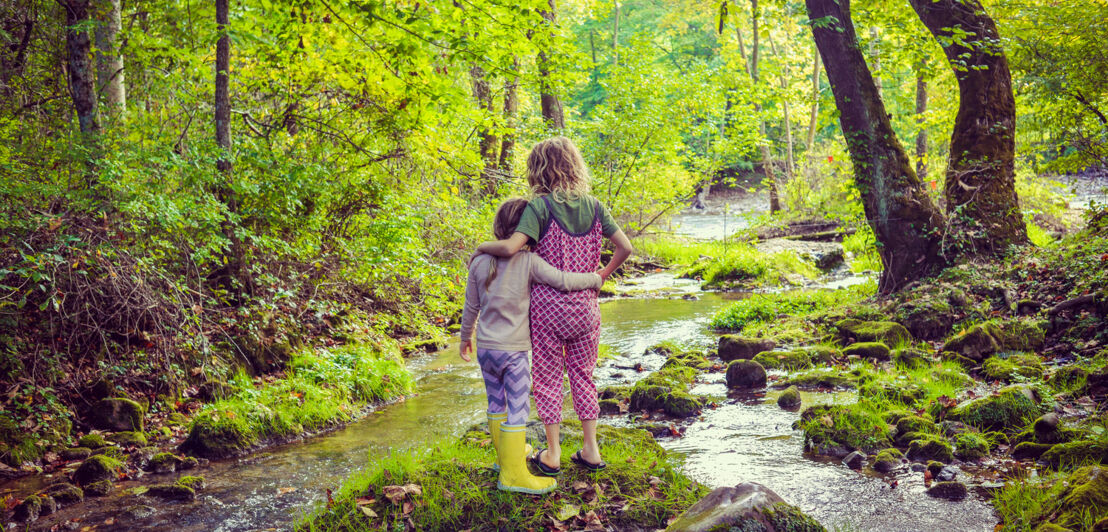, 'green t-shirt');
516,194,620,244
